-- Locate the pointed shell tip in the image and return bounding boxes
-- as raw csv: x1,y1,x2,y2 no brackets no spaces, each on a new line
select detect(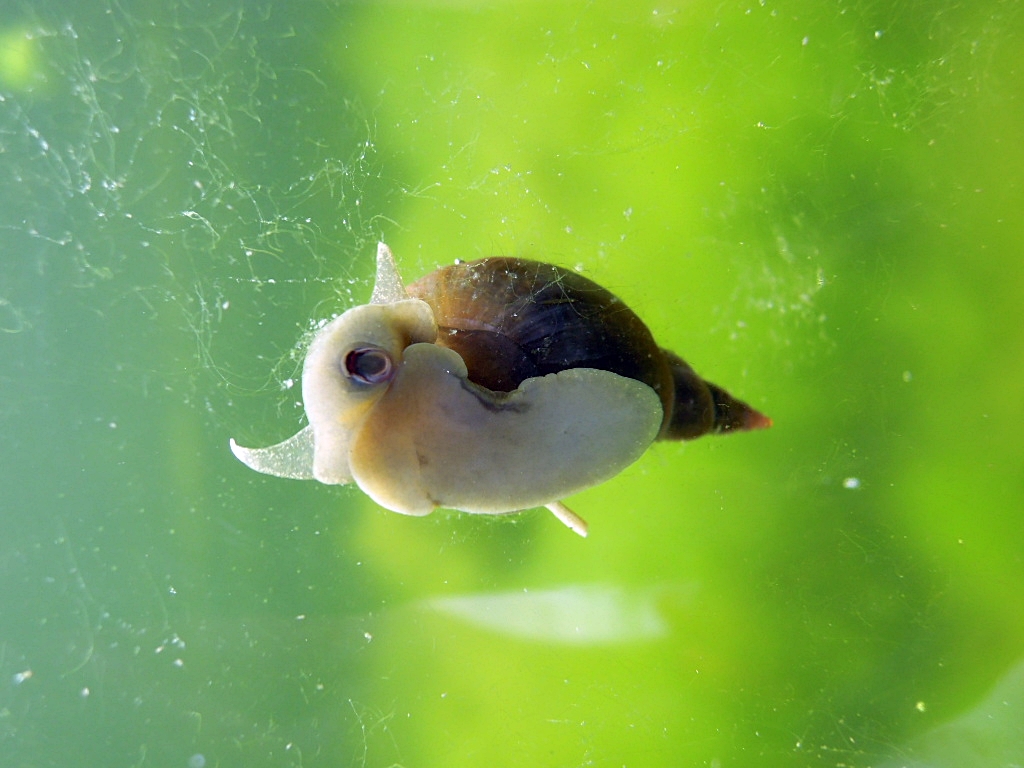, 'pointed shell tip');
747,410,773,431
